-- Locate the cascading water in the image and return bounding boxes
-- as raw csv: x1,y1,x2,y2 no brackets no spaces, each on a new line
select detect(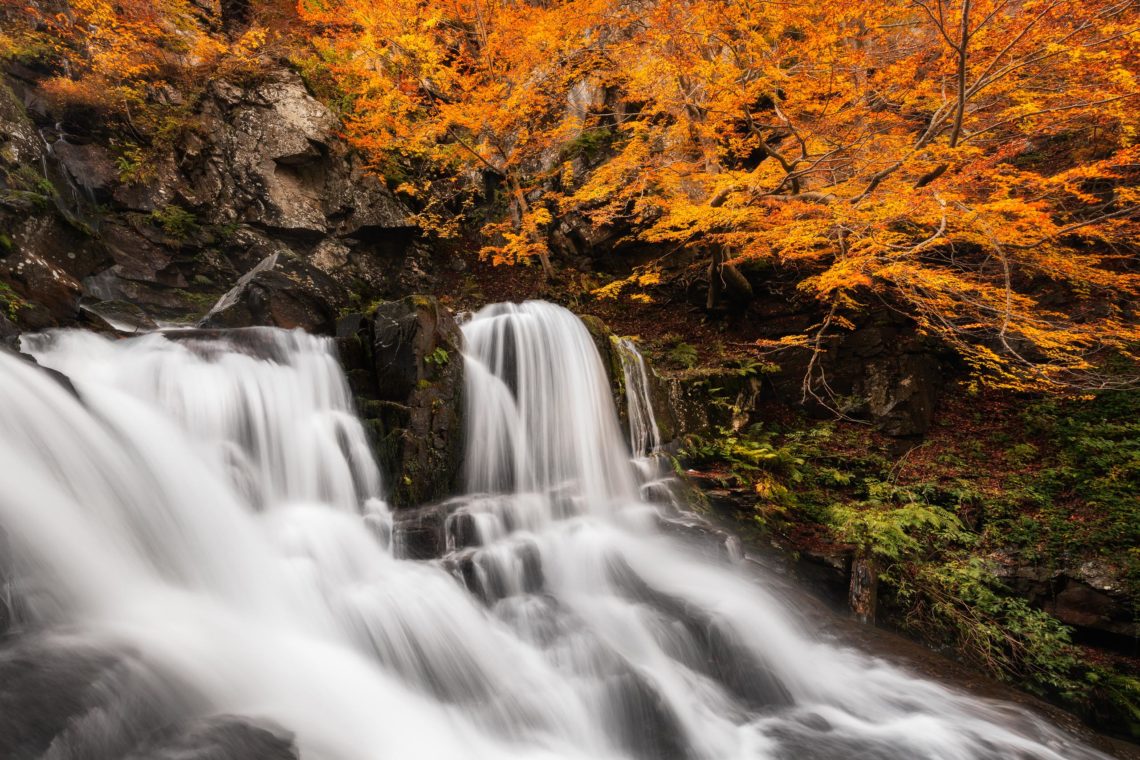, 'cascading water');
0,306,1115,760
614,336,662,460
